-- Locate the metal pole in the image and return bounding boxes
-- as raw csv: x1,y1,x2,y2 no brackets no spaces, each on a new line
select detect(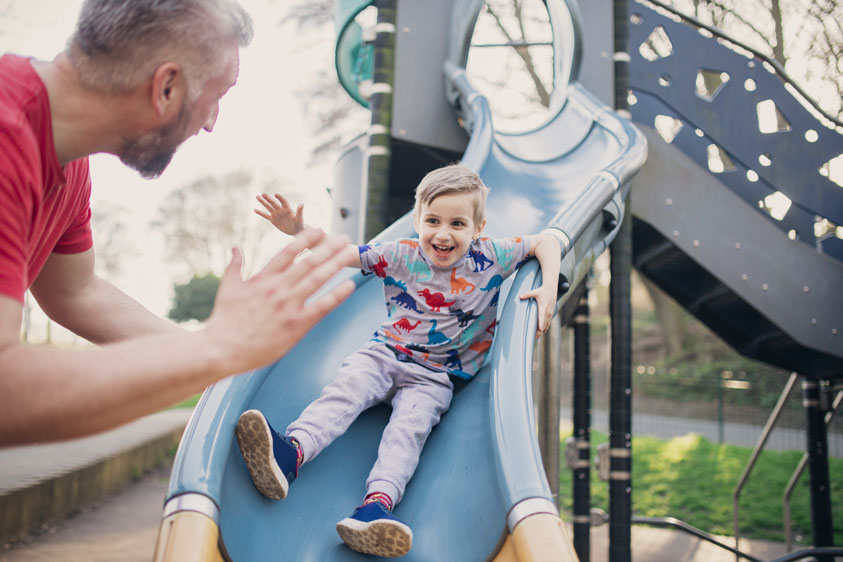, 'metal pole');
572,289,592,561
362,0,396,242
539,315,562,504
803,378,834,562
609,2,632,559
783,390,842,551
